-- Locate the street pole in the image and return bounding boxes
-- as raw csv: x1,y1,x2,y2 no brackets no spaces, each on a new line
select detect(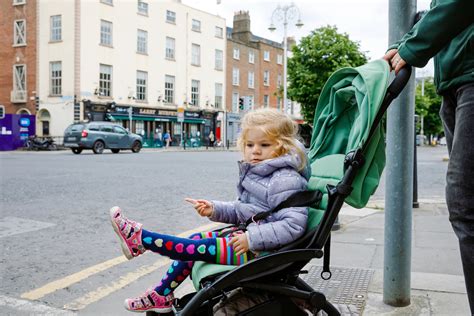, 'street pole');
384,0,416,307
283,19,288,114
